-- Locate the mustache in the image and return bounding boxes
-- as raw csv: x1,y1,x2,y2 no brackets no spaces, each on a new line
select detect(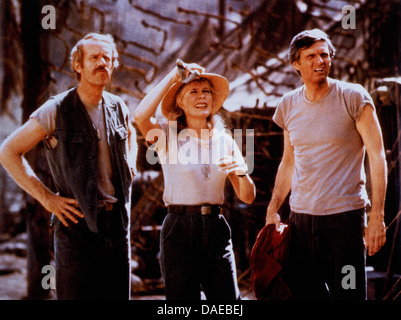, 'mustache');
95,66,108,72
